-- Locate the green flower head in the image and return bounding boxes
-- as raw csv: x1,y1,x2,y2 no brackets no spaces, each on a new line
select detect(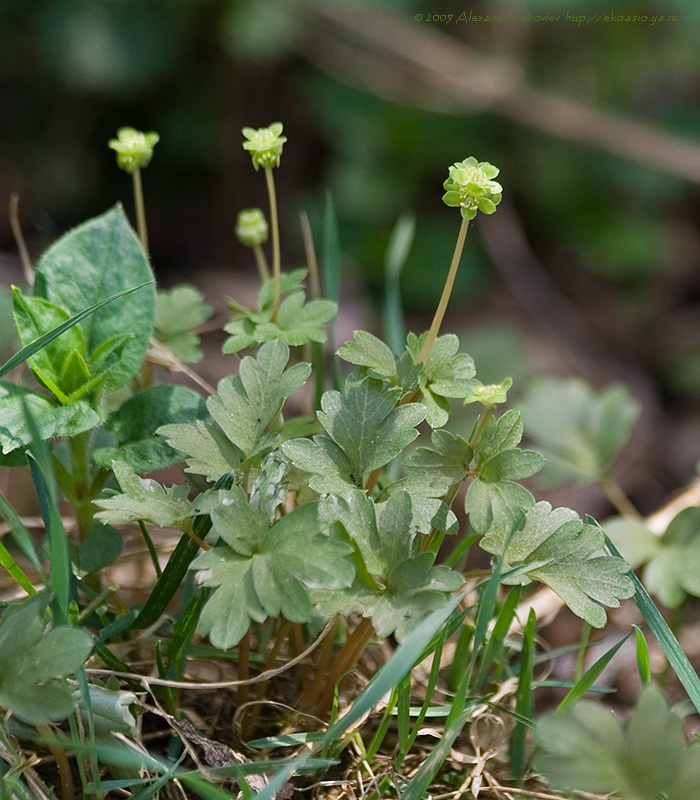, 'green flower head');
464,377,513,407
108,127,160,174
235,208,269,247
242,122,287,171
442,157,502,220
